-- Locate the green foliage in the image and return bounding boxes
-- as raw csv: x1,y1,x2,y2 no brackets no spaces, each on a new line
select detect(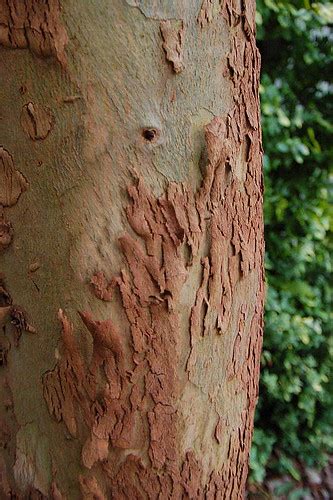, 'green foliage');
250,0,333,482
